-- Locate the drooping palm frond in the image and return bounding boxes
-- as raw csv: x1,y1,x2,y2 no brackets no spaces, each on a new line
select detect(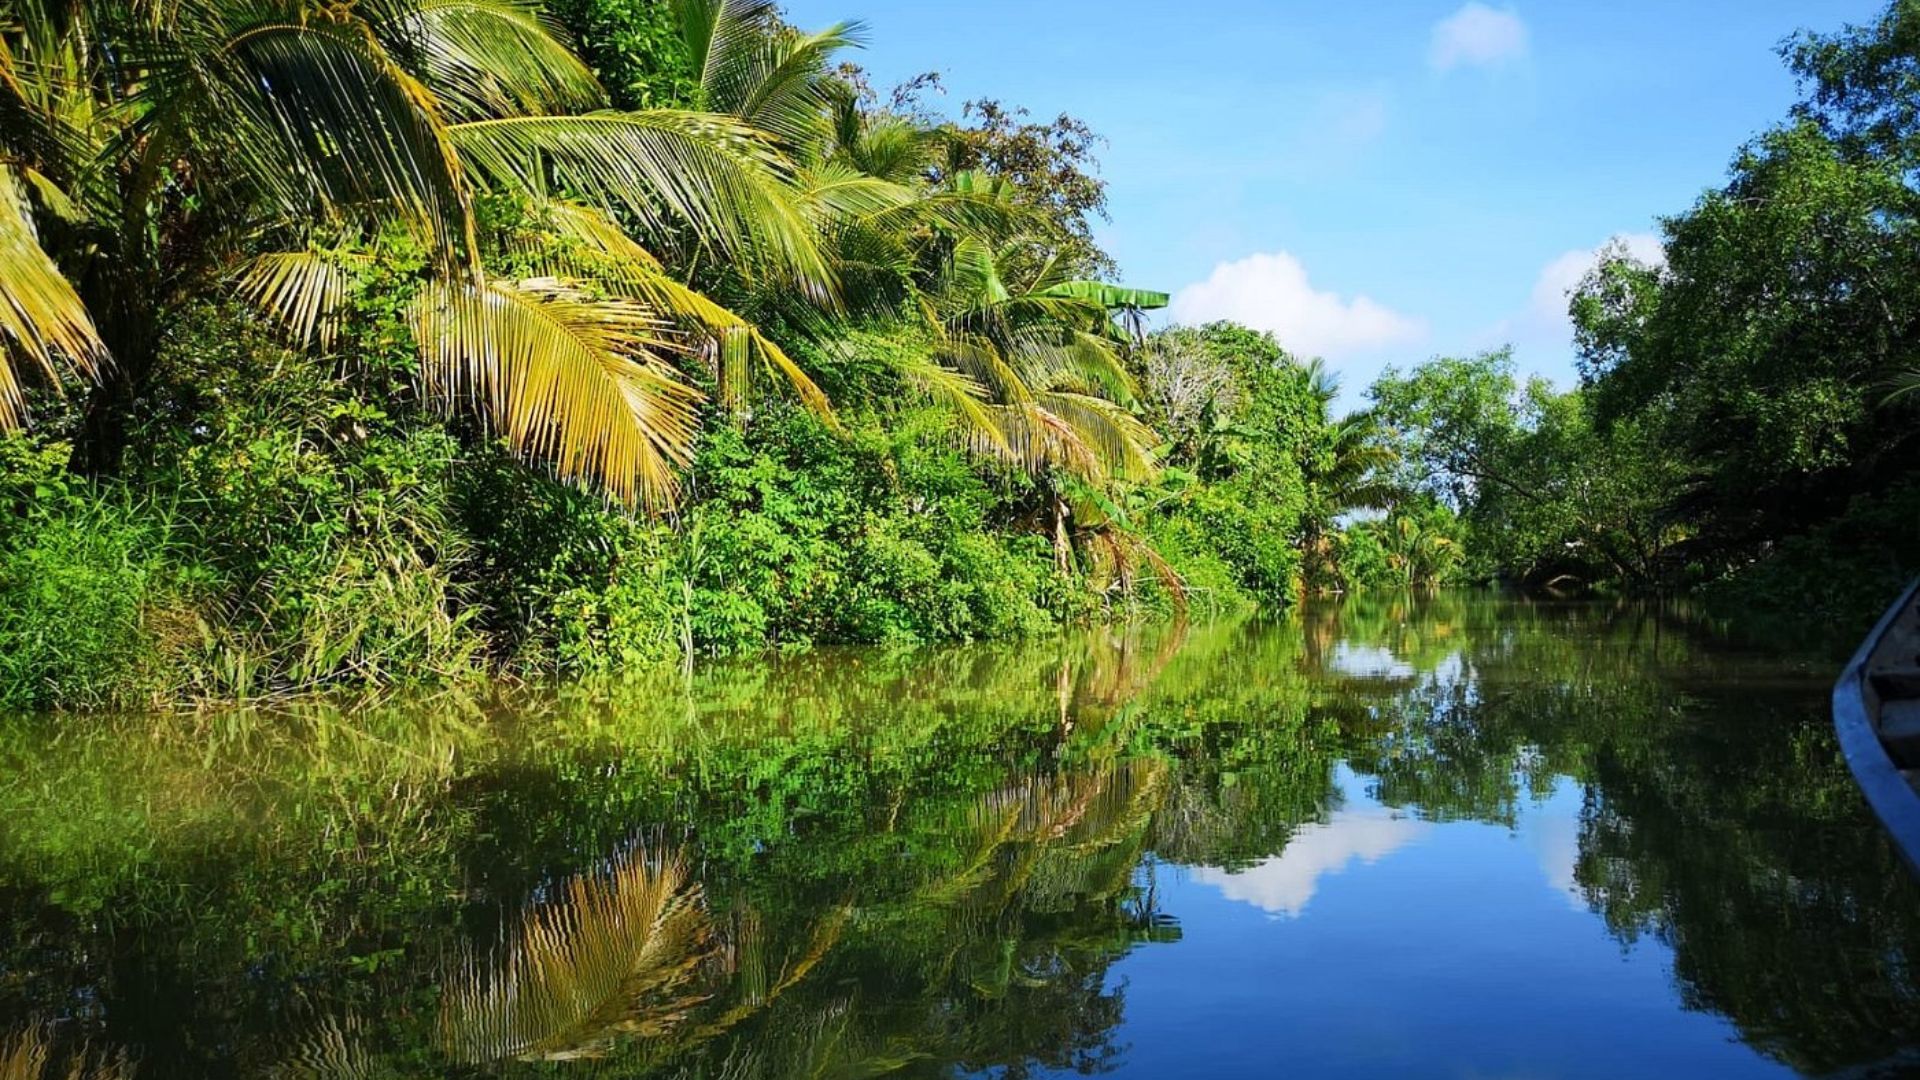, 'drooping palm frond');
971,402,1098,481
414,276,703,506
519,199,835,421
207,14,477,260
1034,391,1157,481
366,0,605,120
234,249,365,349
881,348,1002,449
0,167,105,428
448,110,833,297
439,846,714,1064
1003,326,1138,402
